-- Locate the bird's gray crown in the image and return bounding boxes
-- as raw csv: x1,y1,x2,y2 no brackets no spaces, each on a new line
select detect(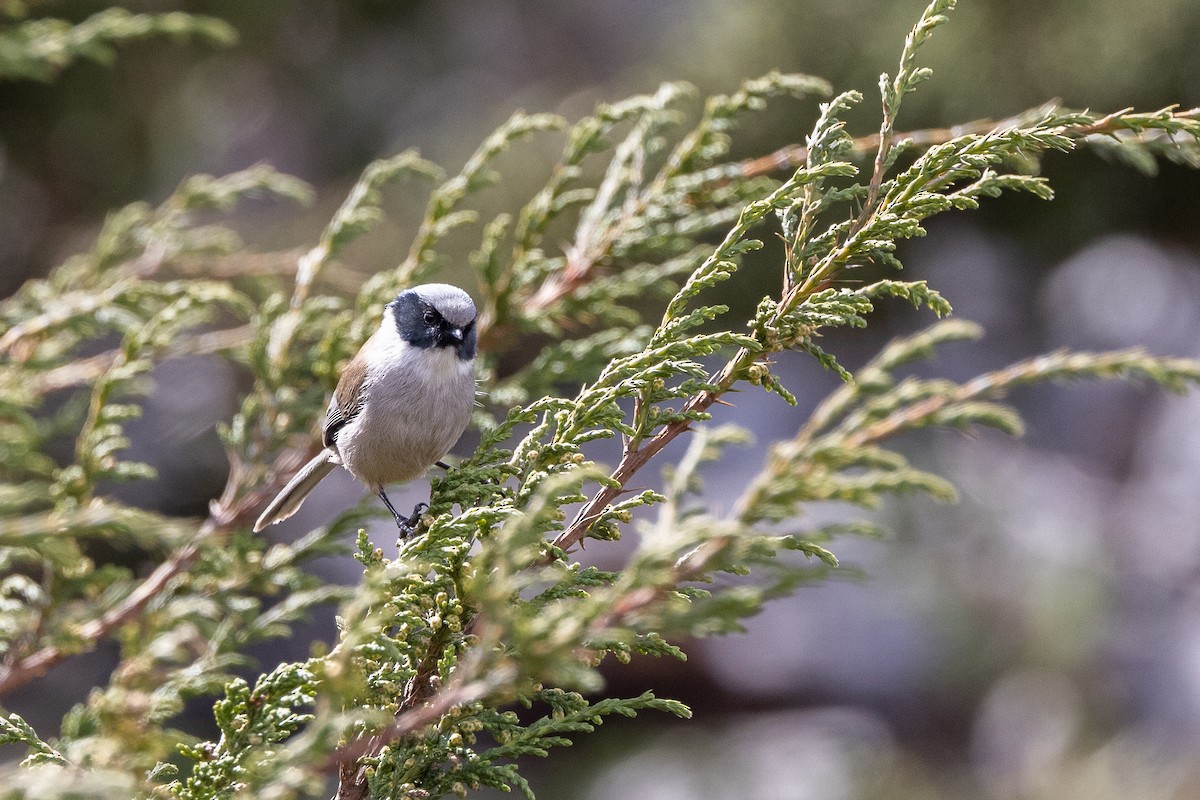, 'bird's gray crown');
412,283,476,327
